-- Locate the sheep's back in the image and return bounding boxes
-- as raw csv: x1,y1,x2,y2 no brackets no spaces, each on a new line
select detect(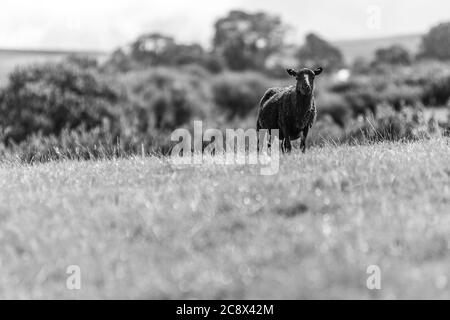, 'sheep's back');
257,86,292,130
